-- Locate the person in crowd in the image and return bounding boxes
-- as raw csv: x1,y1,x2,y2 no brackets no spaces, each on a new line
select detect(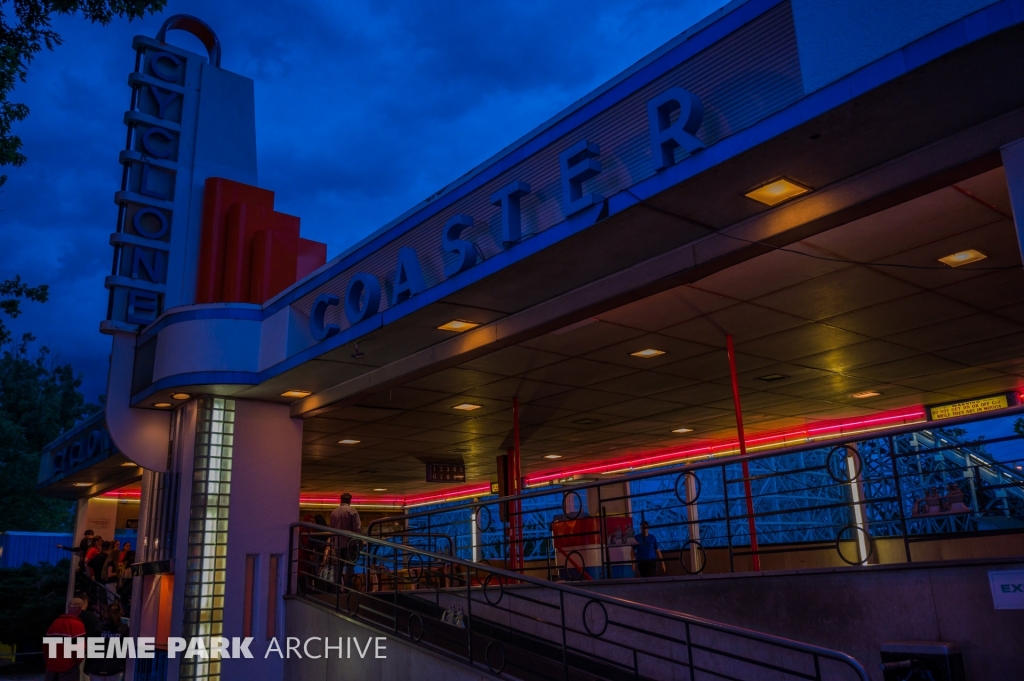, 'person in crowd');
75,592,102,638
88,542,111,581
83,602,129,680
329,493,362,588
83,537,102,571
56,529,94,556
57,529,97,575
101,543,121,596
119,542,131,563
631,520,666,578
44,598,86,681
